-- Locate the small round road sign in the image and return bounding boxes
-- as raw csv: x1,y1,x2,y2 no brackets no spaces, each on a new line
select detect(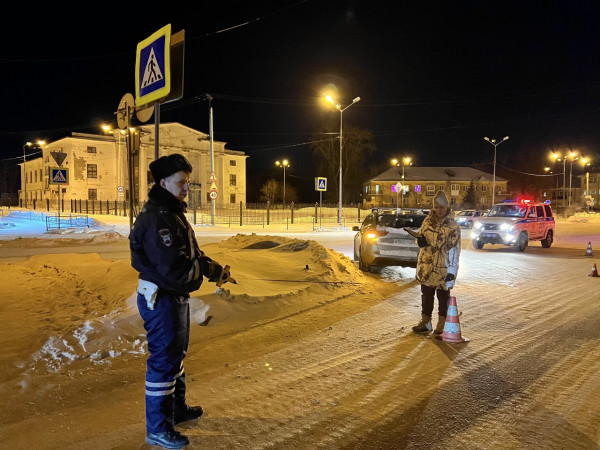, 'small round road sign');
209,191,218,199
